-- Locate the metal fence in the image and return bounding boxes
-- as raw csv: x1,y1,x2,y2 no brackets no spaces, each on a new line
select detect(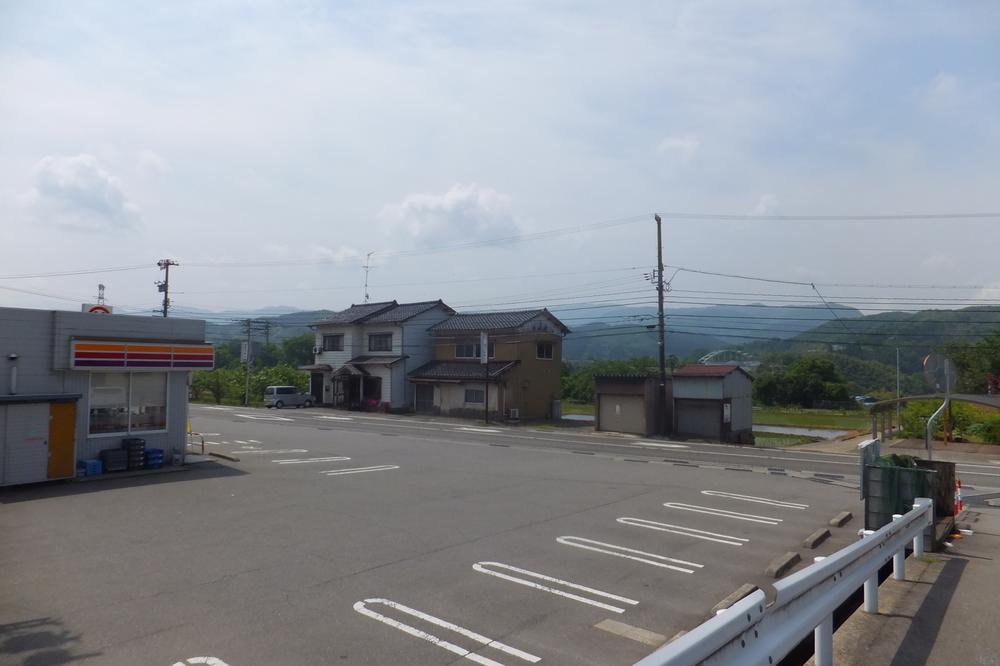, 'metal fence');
634,498,933,666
